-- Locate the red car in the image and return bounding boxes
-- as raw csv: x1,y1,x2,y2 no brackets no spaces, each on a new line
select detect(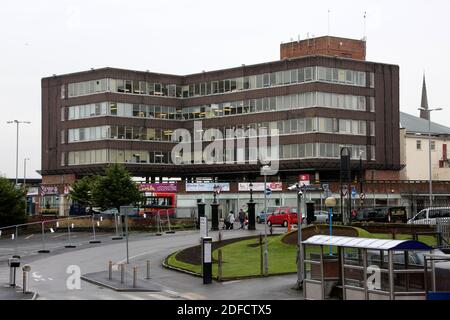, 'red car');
267,207,302,227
